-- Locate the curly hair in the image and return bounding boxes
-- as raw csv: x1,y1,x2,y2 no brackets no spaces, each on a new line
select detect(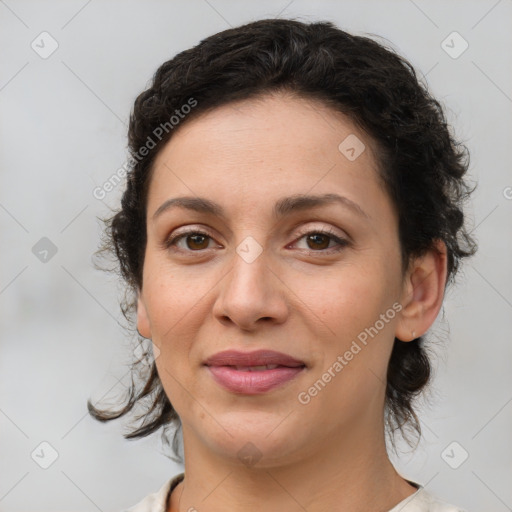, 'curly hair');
88,17,477,462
